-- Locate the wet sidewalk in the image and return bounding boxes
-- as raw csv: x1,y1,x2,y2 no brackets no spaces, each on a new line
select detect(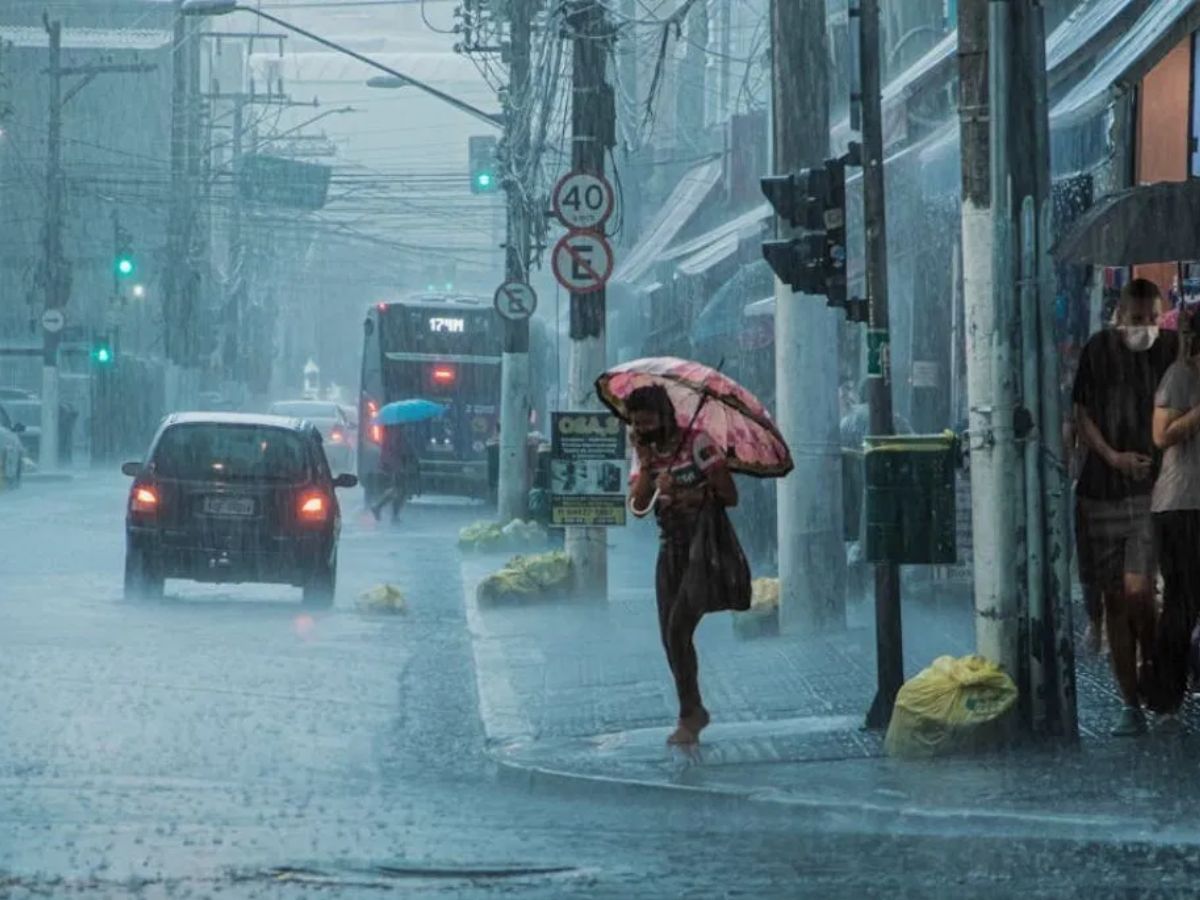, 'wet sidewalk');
461,519,1200,843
